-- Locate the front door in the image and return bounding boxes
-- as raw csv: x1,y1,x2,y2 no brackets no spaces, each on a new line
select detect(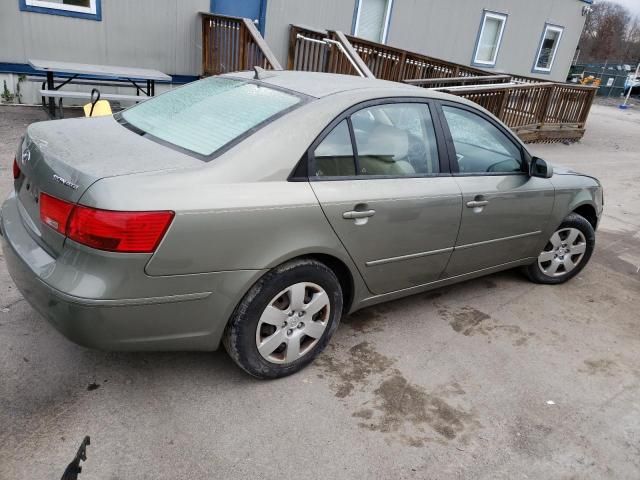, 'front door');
308,101,462,295
438,103,554,277
211,0,266,34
